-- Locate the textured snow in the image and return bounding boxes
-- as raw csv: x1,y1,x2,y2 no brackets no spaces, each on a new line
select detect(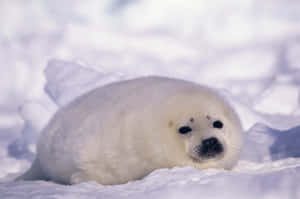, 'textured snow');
1,0,300,198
